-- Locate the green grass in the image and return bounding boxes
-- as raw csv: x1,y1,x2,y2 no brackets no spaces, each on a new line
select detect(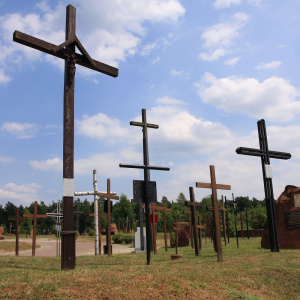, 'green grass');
0,237,299,299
